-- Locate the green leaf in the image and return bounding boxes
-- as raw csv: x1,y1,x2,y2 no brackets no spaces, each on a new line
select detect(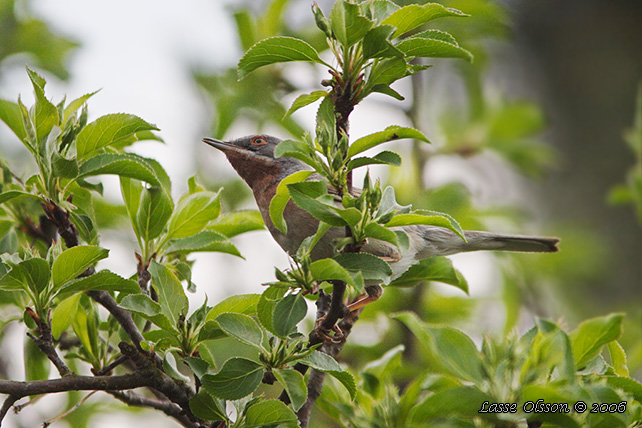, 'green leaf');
256,286,286,335
149,260,188,326
347,151,401,171
607,341,629,377
382,3,468,38
0,258,50,295
165,230,242,258
57,270,140,298
605,376,642,403
330,1,373,47
62,90,99,124
348,126,429,157
0,98,27,141
361,0,400,23
52,150,78,178
274,139,319,170
76,113,159,160
137,186,173,241
389,256,468,294
284,91,327,118
189,390,227,422
201,357,264,400
272,293,307,337
269,170,314,234
300,350,357,399
273,368,307,412
238,36,325,80
163,352,191,383
206,294,260,321
521,385,580,428
78,153,160,186
309,259,357,290
120,177,143,237
216,312,264,350
365,58,407,92
570,313,624,369
0,190,41,206
386,210,465,241
208,210,264,238
333,253,392,283
411,386,494,422
392,312,482,382
166,191,221,239
287,181,346,227
51,294,81,340
118,293,176,332
27,67,59,143
52,246,109,289
396,36,473,62
363,25,401,59
245,399,298,427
